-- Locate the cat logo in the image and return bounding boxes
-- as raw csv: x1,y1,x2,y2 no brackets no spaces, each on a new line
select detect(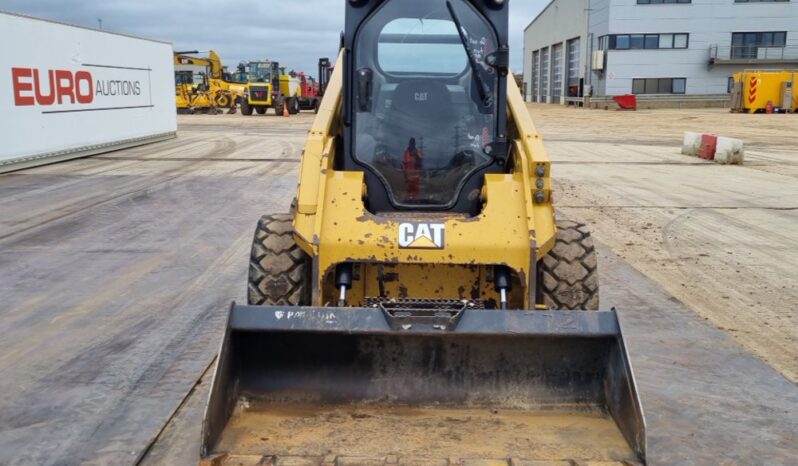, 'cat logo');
414,92,428,102
398,222,445,249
